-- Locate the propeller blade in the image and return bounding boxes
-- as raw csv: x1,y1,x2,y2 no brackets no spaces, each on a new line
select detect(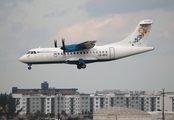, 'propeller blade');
62,38,66,54
54,39,57,48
